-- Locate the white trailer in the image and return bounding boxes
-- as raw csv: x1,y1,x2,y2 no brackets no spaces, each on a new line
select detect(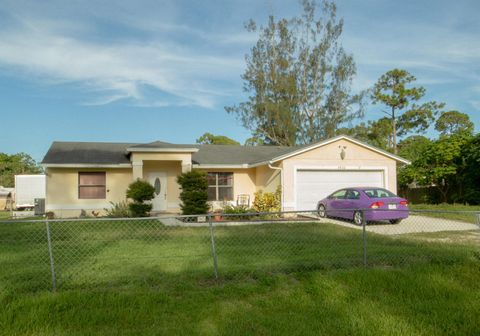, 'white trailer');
14,175,46,210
